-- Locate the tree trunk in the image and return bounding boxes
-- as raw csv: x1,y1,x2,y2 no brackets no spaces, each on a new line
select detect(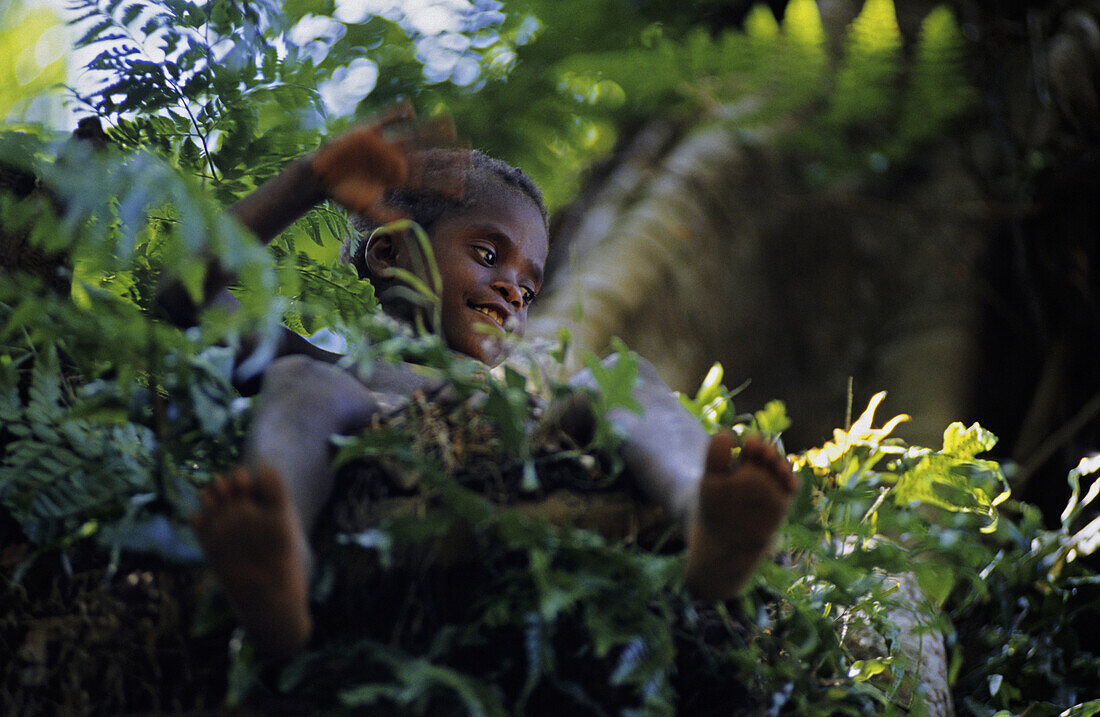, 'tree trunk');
531,110,986,450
